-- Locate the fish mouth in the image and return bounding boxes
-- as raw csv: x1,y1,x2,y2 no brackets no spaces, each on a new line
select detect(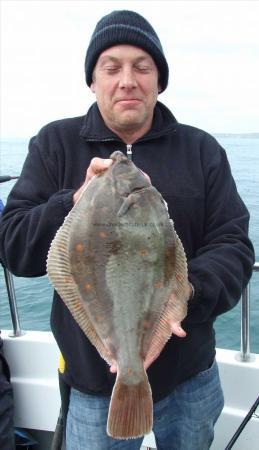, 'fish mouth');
110,151,128,163
109,152,151,198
